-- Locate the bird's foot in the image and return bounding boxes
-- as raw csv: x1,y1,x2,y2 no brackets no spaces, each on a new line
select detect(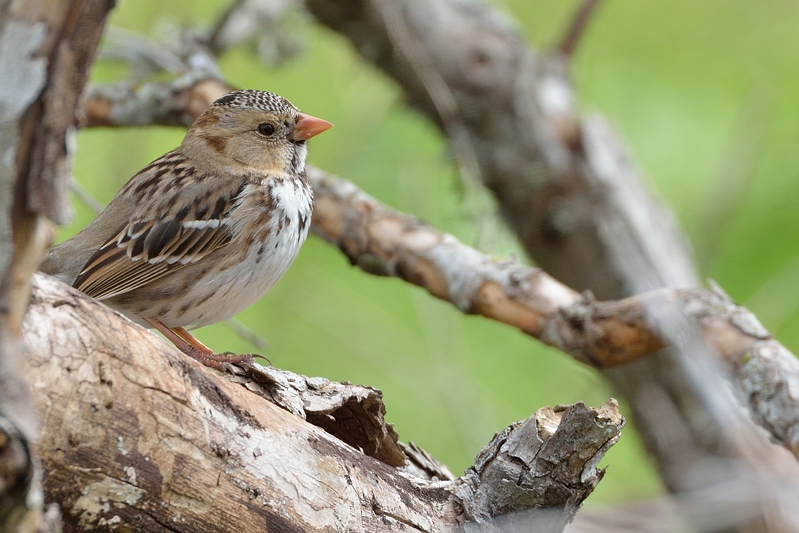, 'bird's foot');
185,349,254,370
220,351,272,367
145,319,259,370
